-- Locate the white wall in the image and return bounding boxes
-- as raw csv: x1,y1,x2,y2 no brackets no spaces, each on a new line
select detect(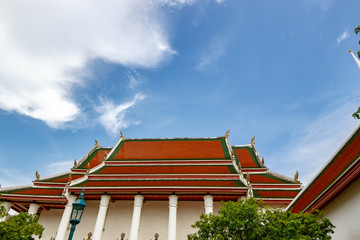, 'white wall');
38,208,63,239
323,178,360,240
